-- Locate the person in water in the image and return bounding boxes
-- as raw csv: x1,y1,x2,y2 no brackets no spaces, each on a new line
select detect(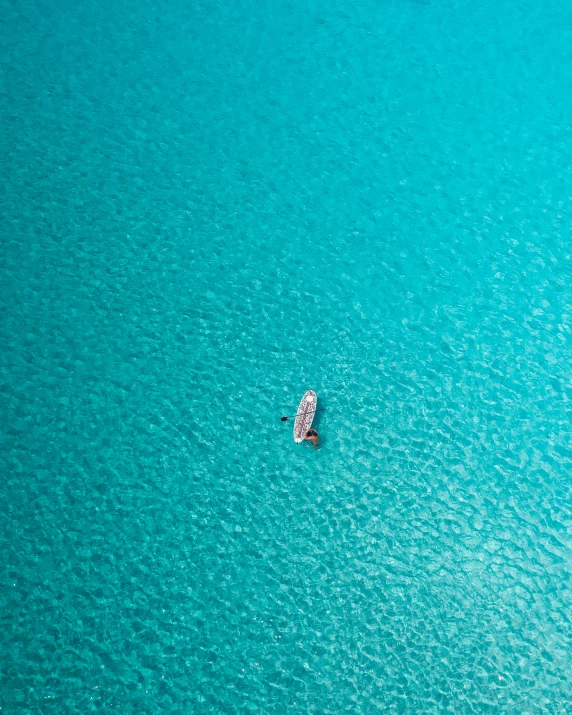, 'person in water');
305,428,319,449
